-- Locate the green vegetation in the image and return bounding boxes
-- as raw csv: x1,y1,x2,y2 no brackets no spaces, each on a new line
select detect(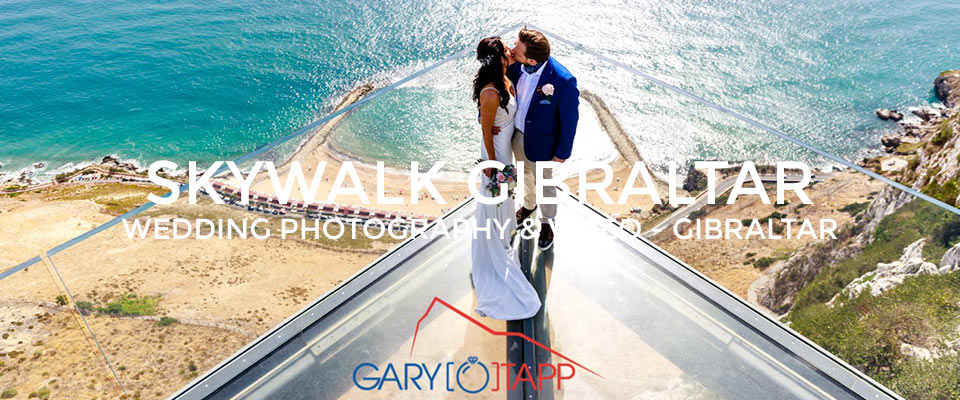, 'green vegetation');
96,293,159,316
752,249,792,270
1,388,17,399
938,69,960,78
923,177,960,206
43,183,168,215
931,119,955,147
838,202,870,217
75,301,93,313
55,295,68,306
887,354,960,399
157,316,178,327
788,272,960,398
895,141,924,154
28,387,51,399
688,209,707,220
792,199,960,312
753,257,778,269
758,211,786,223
